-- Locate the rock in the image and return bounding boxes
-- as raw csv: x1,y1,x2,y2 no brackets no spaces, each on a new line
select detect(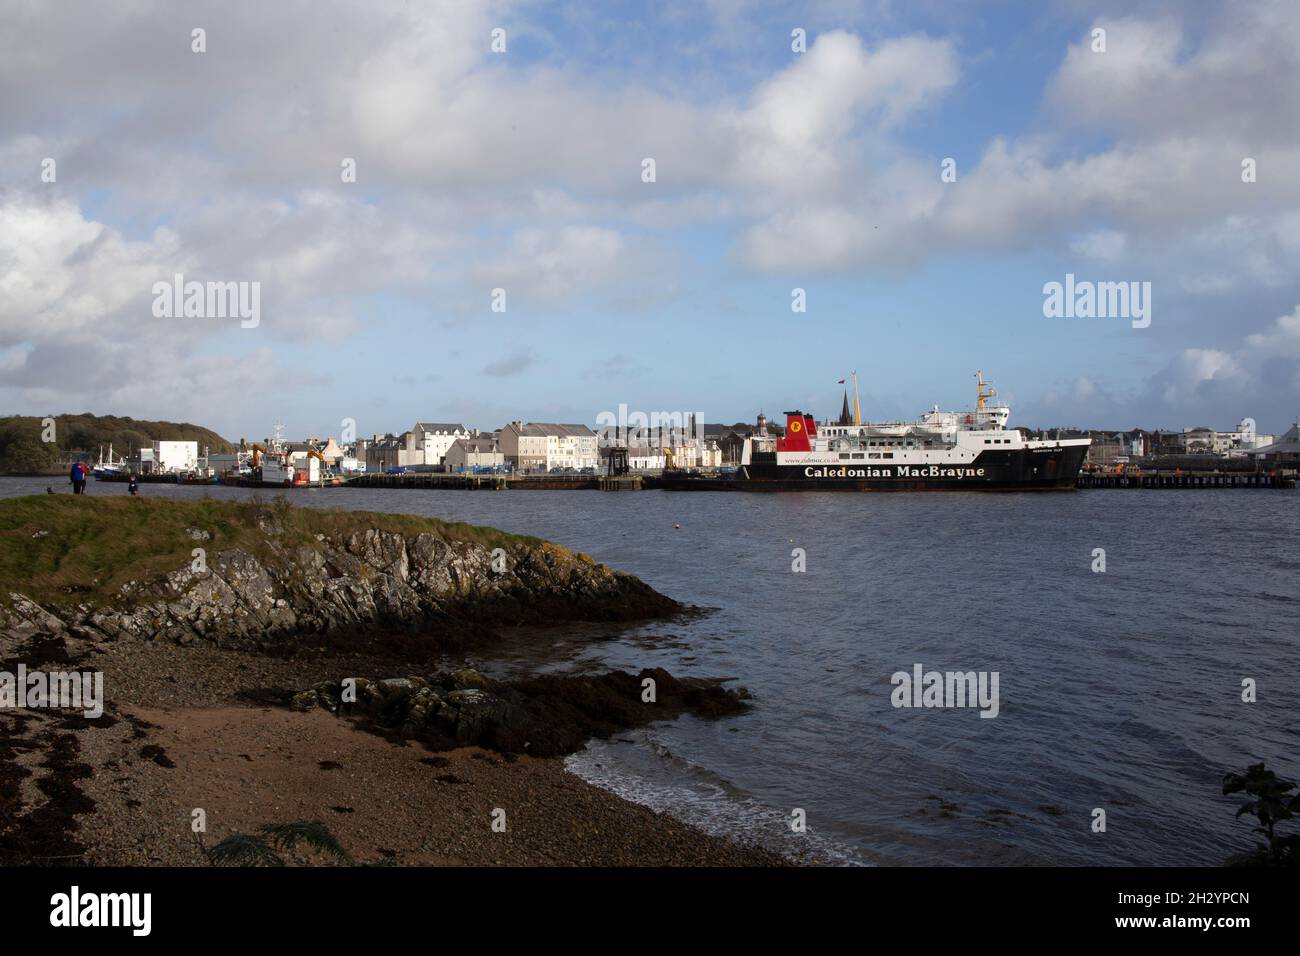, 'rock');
450,667,488,689
2,520,680,653
447,688,490,706
378,677,414,698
